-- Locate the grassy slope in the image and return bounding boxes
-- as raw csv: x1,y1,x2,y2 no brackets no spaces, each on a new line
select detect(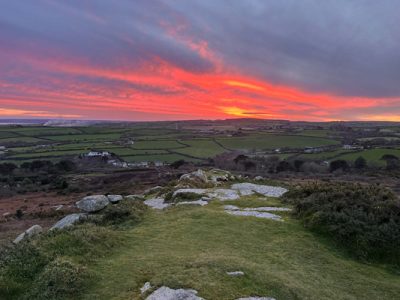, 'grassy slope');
83,198,400,300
